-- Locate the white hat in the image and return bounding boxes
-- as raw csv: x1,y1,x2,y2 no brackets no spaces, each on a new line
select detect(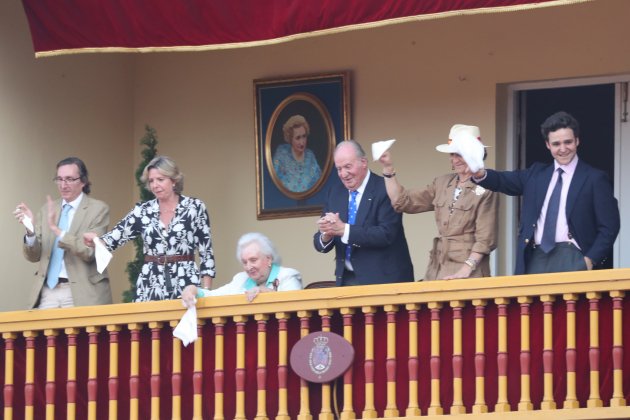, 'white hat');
435,124,482,154
371,139,396,161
